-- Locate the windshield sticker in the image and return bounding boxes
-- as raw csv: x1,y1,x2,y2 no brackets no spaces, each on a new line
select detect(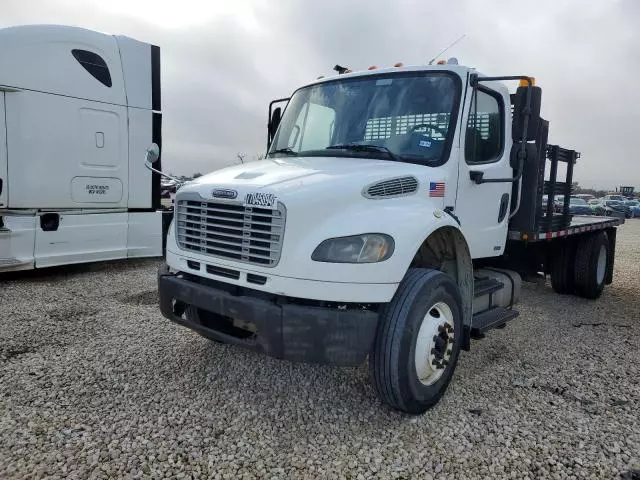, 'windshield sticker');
375,79,393,86
419,140,432,148
244,192,277,209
